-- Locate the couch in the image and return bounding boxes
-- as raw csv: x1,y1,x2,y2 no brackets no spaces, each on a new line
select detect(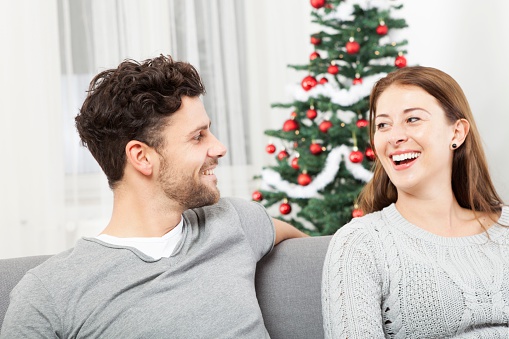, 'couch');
0,236,332,339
